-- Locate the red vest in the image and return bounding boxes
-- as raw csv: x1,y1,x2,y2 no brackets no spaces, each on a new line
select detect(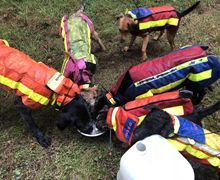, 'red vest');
0,40,80,109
